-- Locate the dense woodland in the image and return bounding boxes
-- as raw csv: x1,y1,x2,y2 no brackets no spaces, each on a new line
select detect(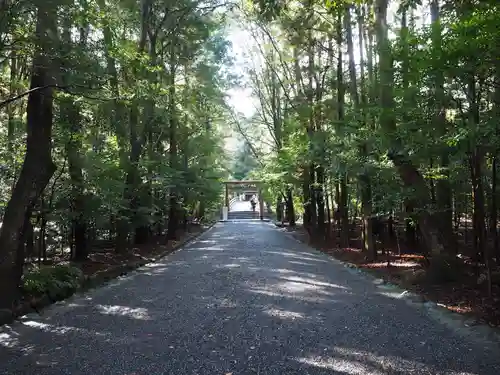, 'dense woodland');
237,0,500,309
0,0,234,311
1,0,500,323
